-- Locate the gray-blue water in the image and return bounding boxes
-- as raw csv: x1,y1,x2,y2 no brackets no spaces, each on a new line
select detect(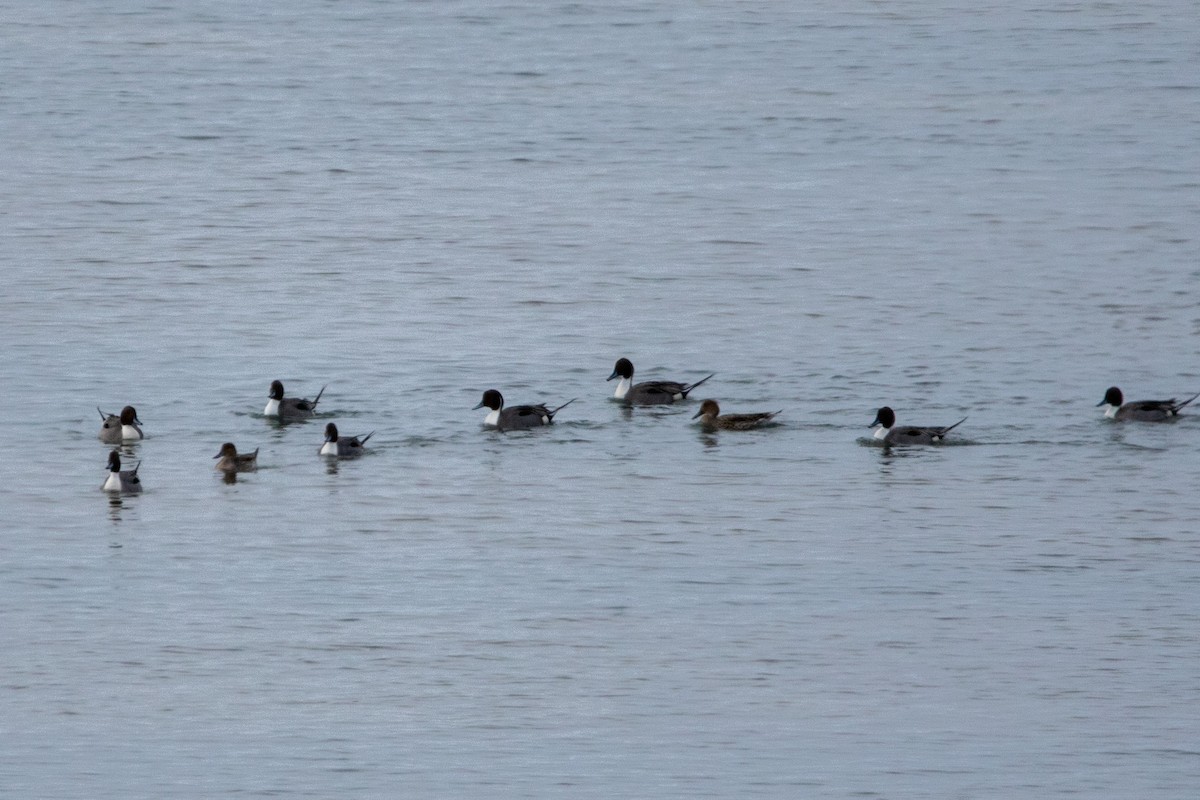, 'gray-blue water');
3,1,1199,797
